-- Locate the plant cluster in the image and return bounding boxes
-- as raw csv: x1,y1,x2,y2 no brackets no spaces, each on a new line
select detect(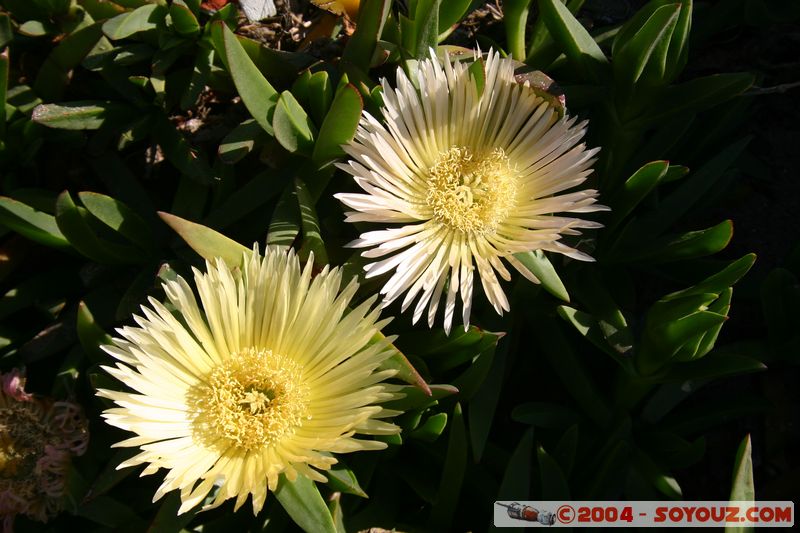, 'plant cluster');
0,0,797,531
